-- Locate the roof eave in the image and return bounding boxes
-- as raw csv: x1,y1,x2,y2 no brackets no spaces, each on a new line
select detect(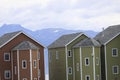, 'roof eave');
21,31,45,48
104,32,120,45
65,33,88,46
0,31,45,48
0,31,22,48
